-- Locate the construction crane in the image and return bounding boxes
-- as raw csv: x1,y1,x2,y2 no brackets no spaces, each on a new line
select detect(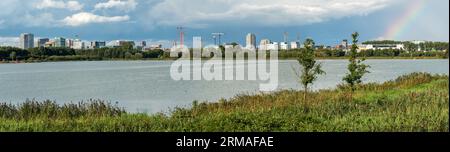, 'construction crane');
211,33,225,45
283,32,288,42
177,26,185,46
